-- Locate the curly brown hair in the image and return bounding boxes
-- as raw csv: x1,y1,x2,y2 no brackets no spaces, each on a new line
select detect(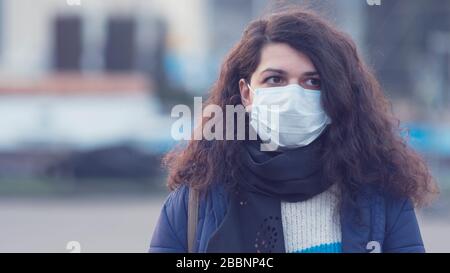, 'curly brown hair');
163,7,438,207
